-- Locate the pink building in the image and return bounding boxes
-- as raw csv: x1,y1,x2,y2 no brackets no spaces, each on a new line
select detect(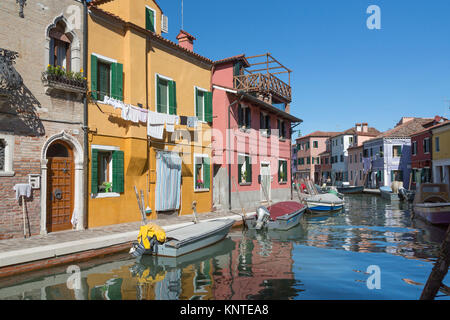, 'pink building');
211,54,302,211
296,131,338,183
347,145,364,186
